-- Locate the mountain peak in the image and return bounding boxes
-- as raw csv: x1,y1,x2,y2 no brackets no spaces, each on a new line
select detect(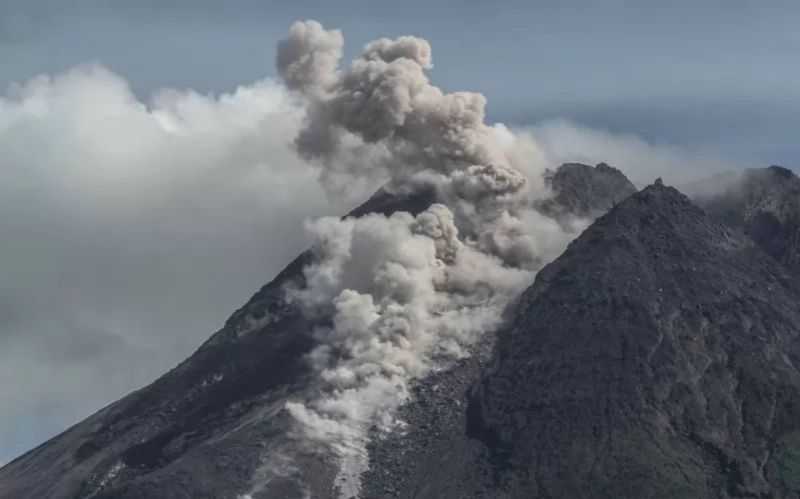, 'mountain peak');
766,164,796,179
465,183,800,499
540,162,637,219
582,179,719,241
